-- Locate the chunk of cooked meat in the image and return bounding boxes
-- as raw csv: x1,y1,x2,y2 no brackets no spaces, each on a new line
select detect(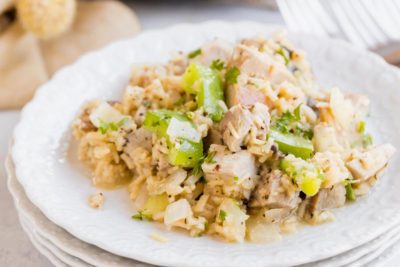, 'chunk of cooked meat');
226,83,267,107
231,44,295,84
204,125,224,149
250,102,270,140
346,144,396,181
123,128,153,154
226,44,294,107
249,170,300,209
198,39,233,66
219,104,252,152
202,145,257,181
308,184,346,213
